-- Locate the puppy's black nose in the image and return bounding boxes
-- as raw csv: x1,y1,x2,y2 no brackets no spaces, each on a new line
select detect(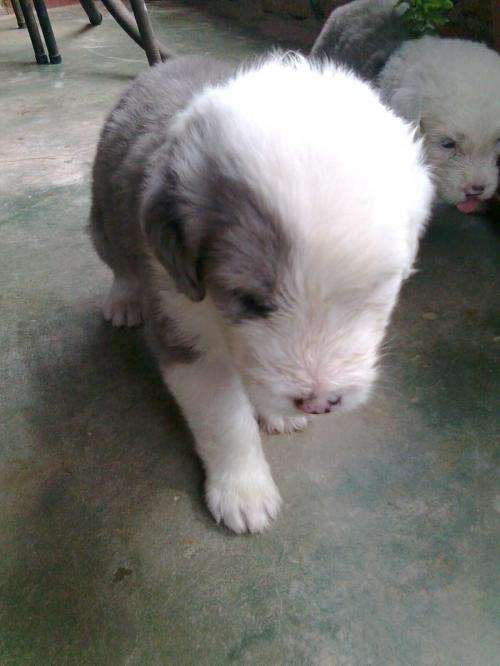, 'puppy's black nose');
469,184,485,195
